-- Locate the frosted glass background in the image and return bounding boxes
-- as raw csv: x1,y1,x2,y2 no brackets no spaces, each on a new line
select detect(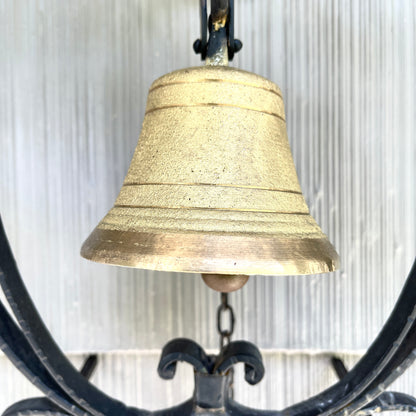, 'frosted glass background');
0,0,415,411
